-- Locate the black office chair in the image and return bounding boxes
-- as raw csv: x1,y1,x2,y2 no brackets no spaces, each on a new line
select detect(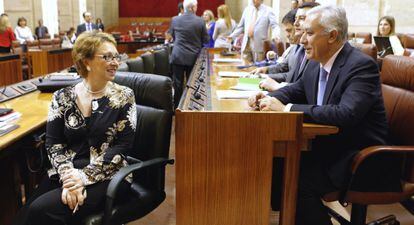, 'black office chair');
117,62,129,72
141,52,155,74
81,72,174,225
126,57,145,73
153,48,170,77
